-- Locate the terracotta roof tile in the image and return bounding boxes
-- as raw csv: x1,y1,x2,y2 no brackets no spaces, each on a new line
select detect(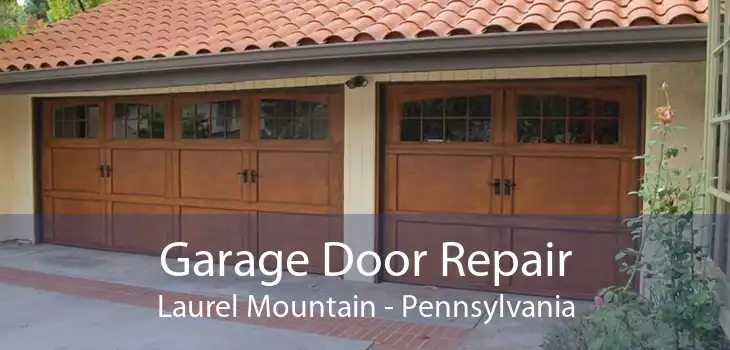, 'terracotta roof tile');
0,0,708,72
